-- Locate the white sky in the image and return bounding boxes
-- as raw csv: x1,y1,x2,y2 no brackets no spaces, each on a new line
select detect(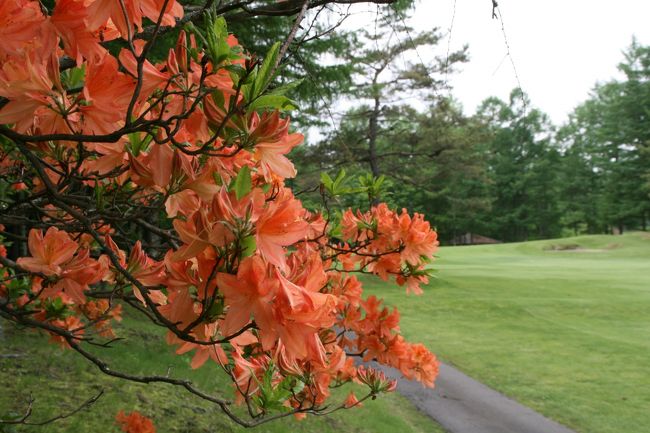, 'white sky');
342,0,650,124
